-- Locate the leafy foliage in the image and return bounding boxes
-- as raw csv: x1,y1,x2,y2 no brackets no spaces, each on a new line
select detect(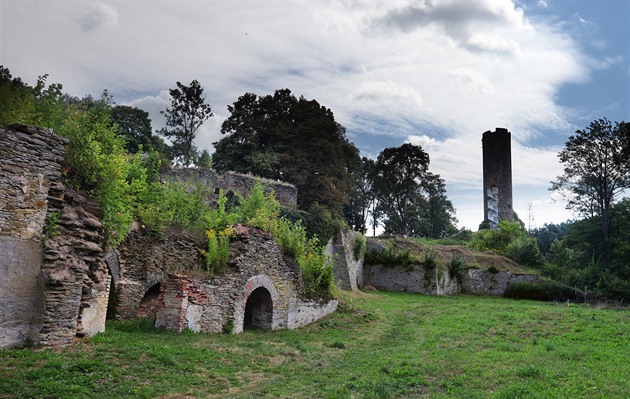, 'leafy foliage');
213,89,360,215
551,118,630,249
468,220,545,269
